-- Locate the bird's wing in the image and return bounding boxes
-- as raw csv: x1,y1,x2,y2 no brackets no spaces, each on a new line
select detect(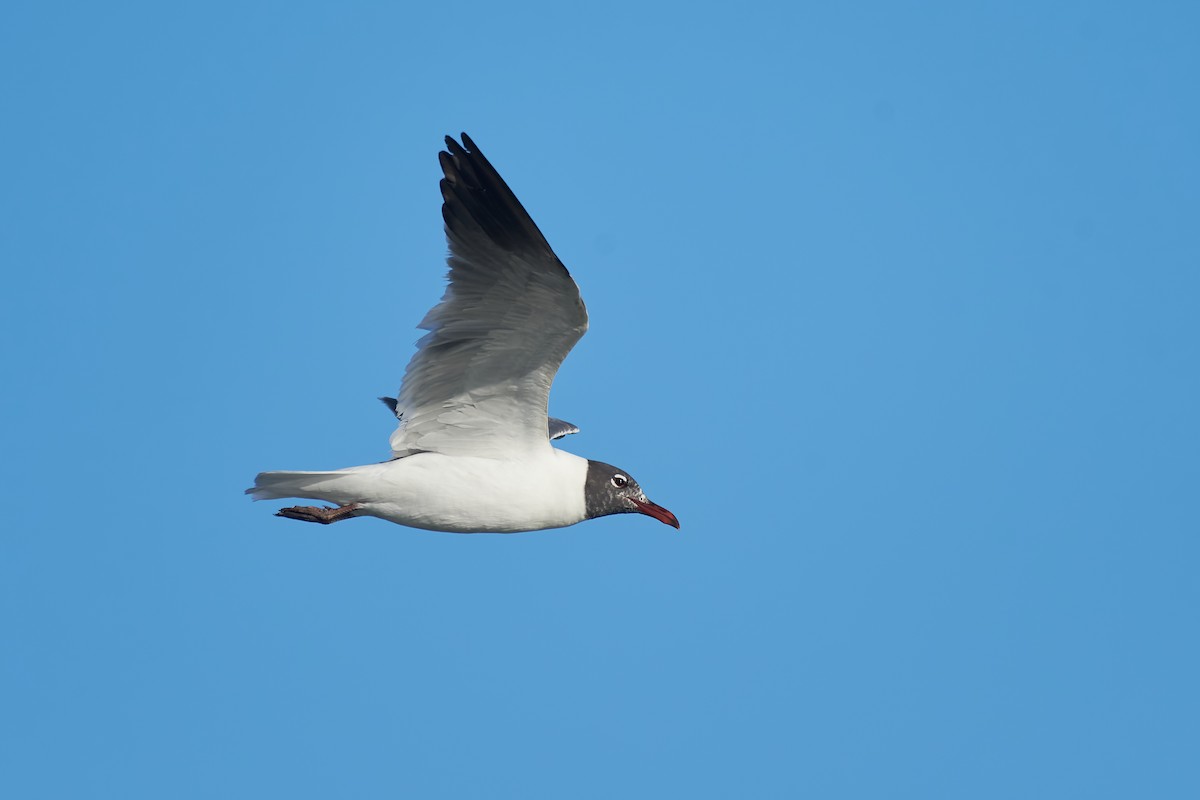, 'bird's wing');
382,396,579,441
388,134,588,459
547,417,581,440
